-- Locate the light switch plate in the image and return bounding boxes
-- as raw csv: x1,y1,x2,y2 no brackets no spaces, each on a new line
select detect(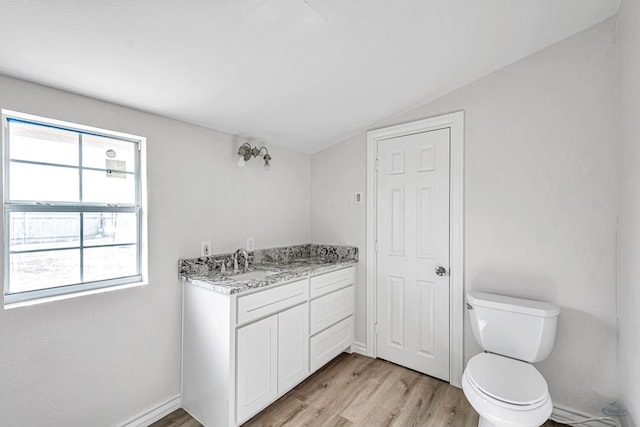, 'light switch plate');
354,192,363,204
201,241,211,256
